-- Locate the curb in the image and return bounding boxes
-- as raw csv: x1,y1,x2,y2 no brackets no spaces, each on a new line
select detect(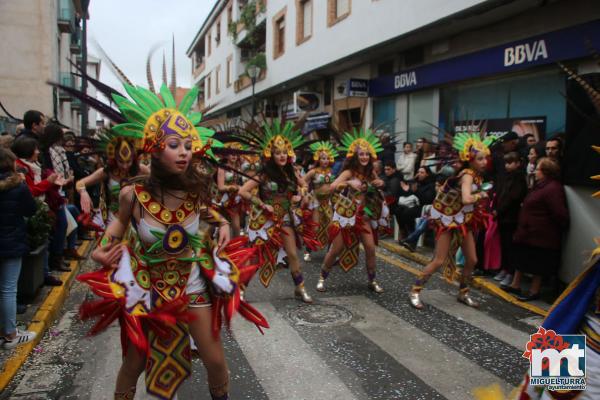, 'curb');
0,240,92,392
378,240,549,317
